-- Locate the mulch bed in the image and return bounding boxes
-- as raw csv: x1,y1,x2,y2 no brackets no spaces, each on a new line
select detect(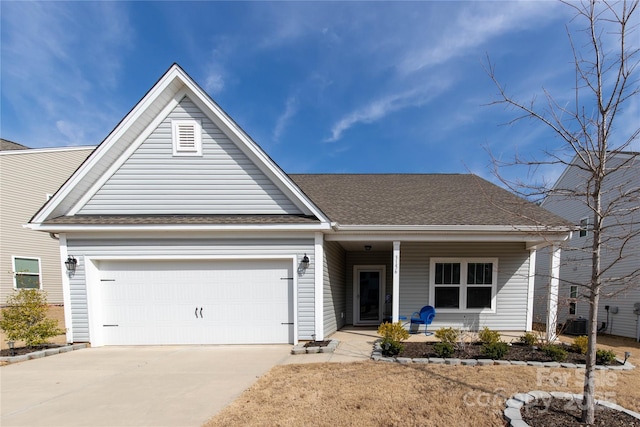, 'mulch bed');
521,397,640,427
0,344,63,357
398,342,619,365
303,340,331,348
